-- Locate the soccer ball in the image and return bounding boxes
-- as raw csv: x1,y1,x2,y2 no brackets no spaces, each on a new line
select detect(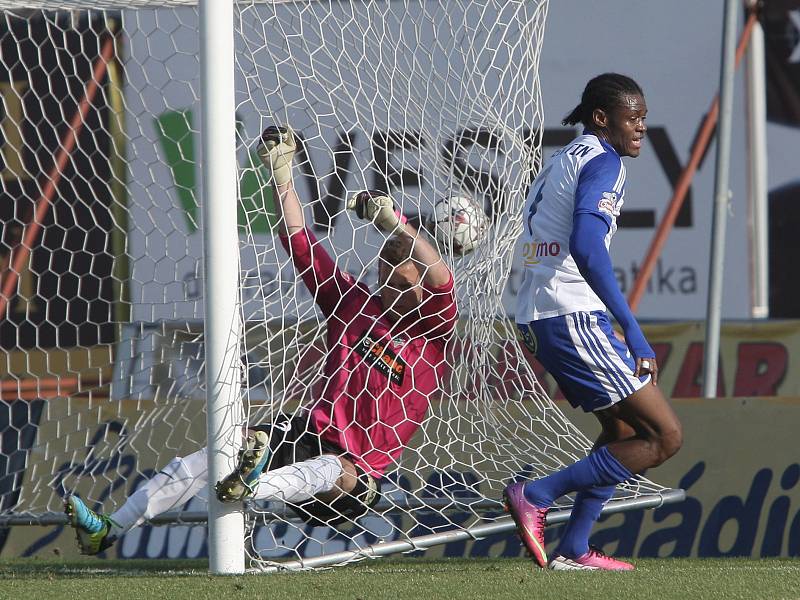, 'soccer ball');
431,194,489,255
